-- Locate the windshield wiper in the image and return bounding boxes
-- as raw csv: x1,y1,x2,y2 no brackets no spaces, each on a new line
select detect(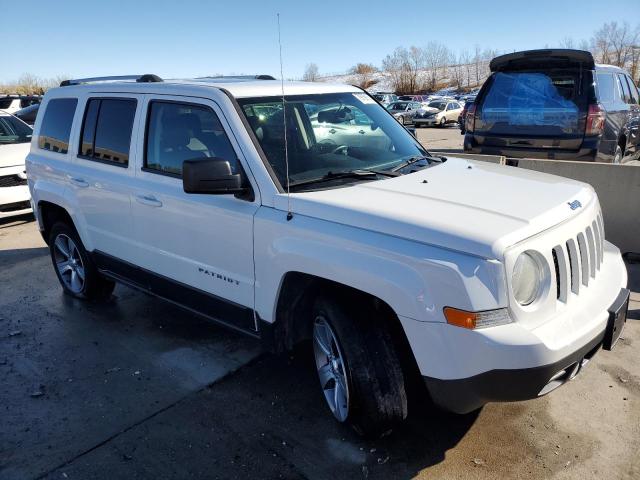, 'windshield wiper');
289,169,394,189
391,154,445,172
